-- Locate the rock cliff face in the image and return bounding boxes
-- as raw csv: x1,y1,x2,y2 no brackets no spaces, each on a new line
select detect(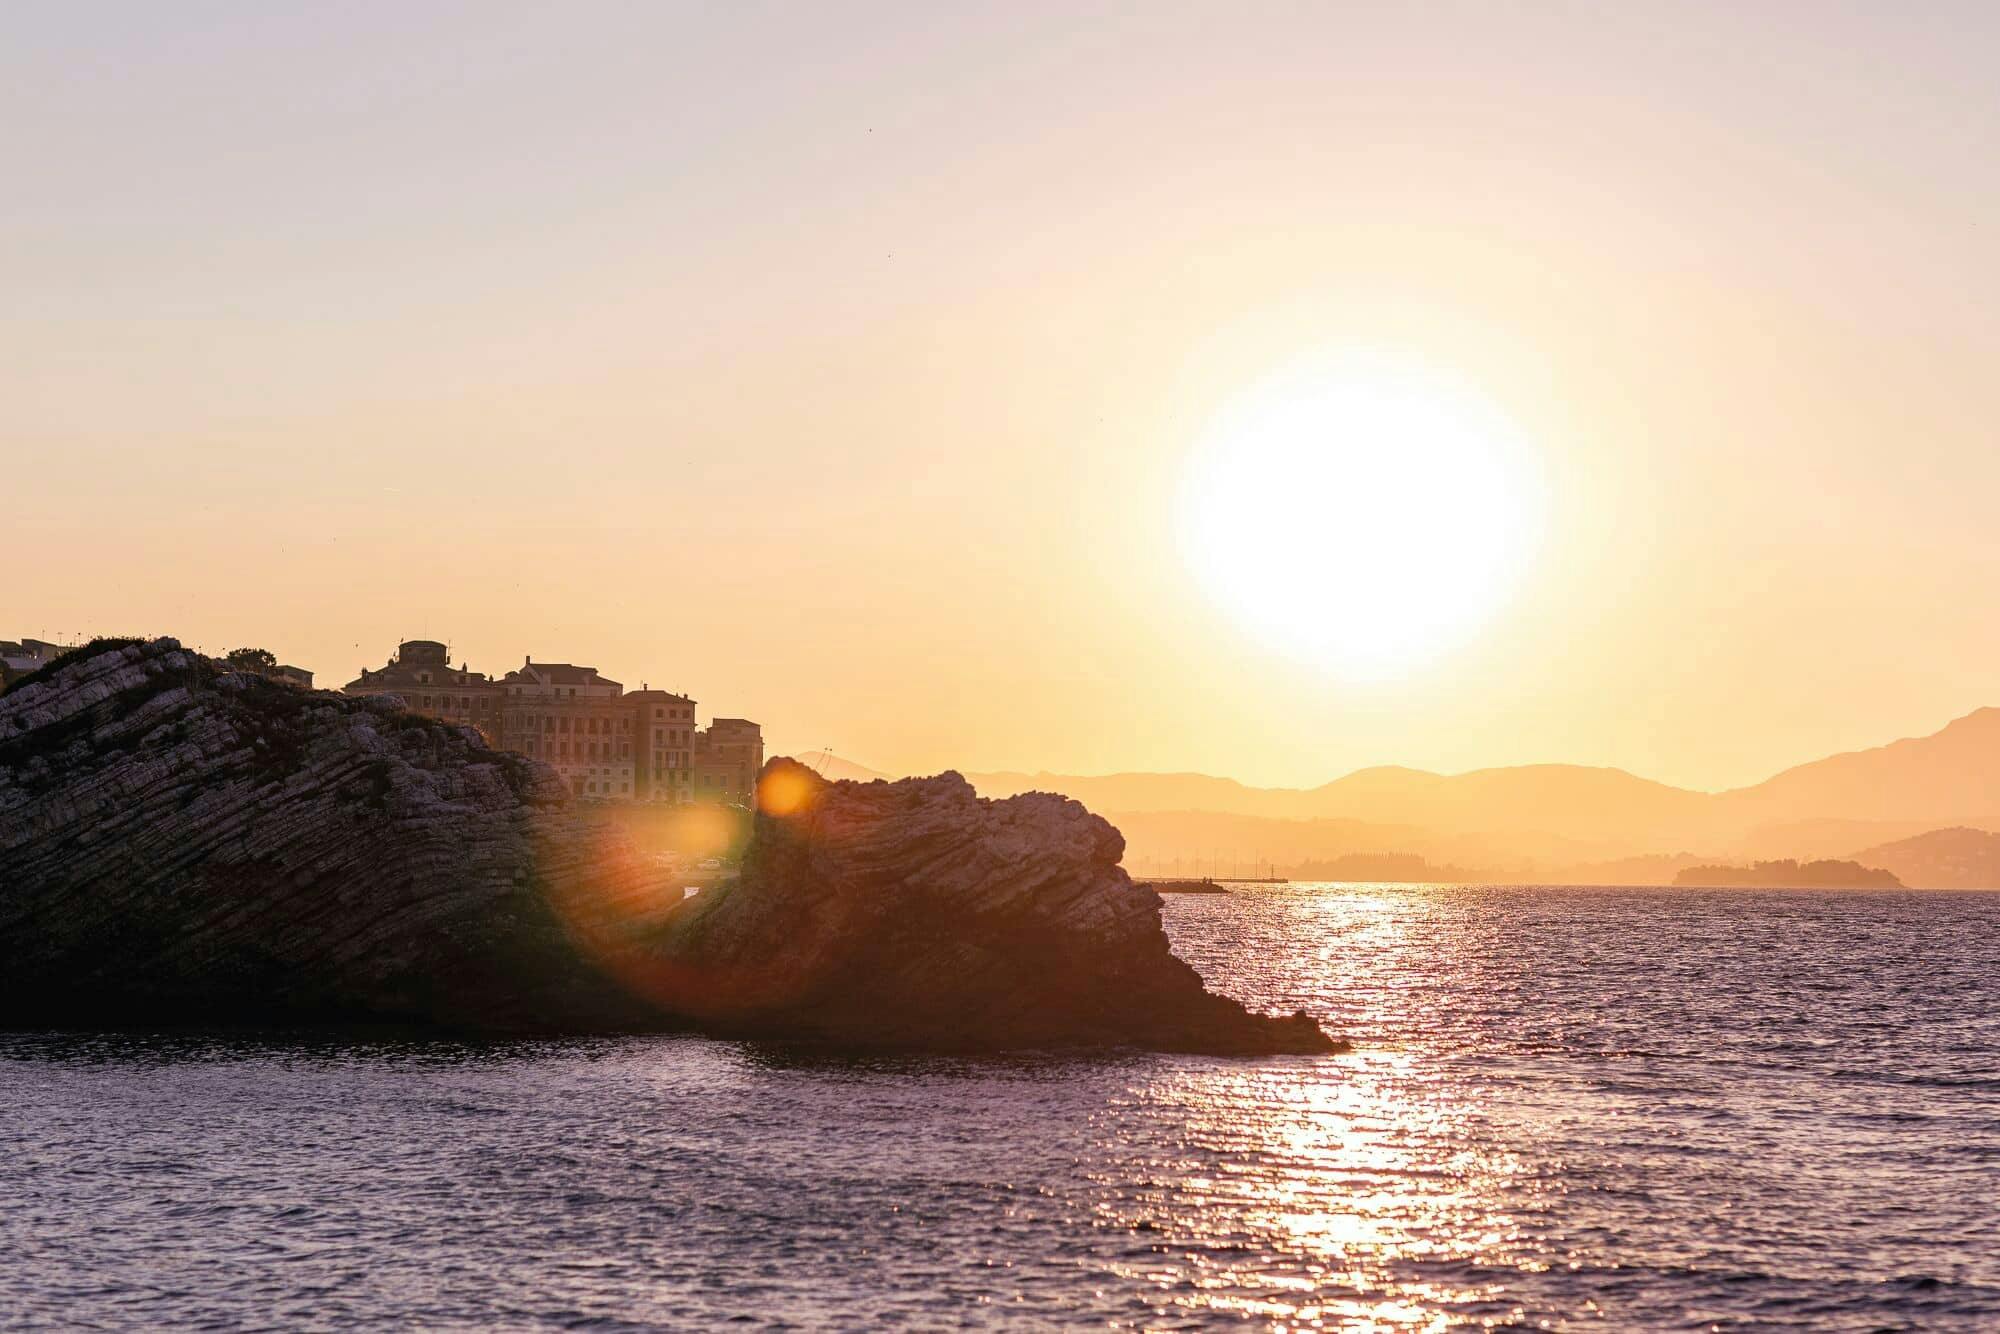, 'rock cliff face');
0,638,662,1030
0,639,1335,1053
621,760,1334,1053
